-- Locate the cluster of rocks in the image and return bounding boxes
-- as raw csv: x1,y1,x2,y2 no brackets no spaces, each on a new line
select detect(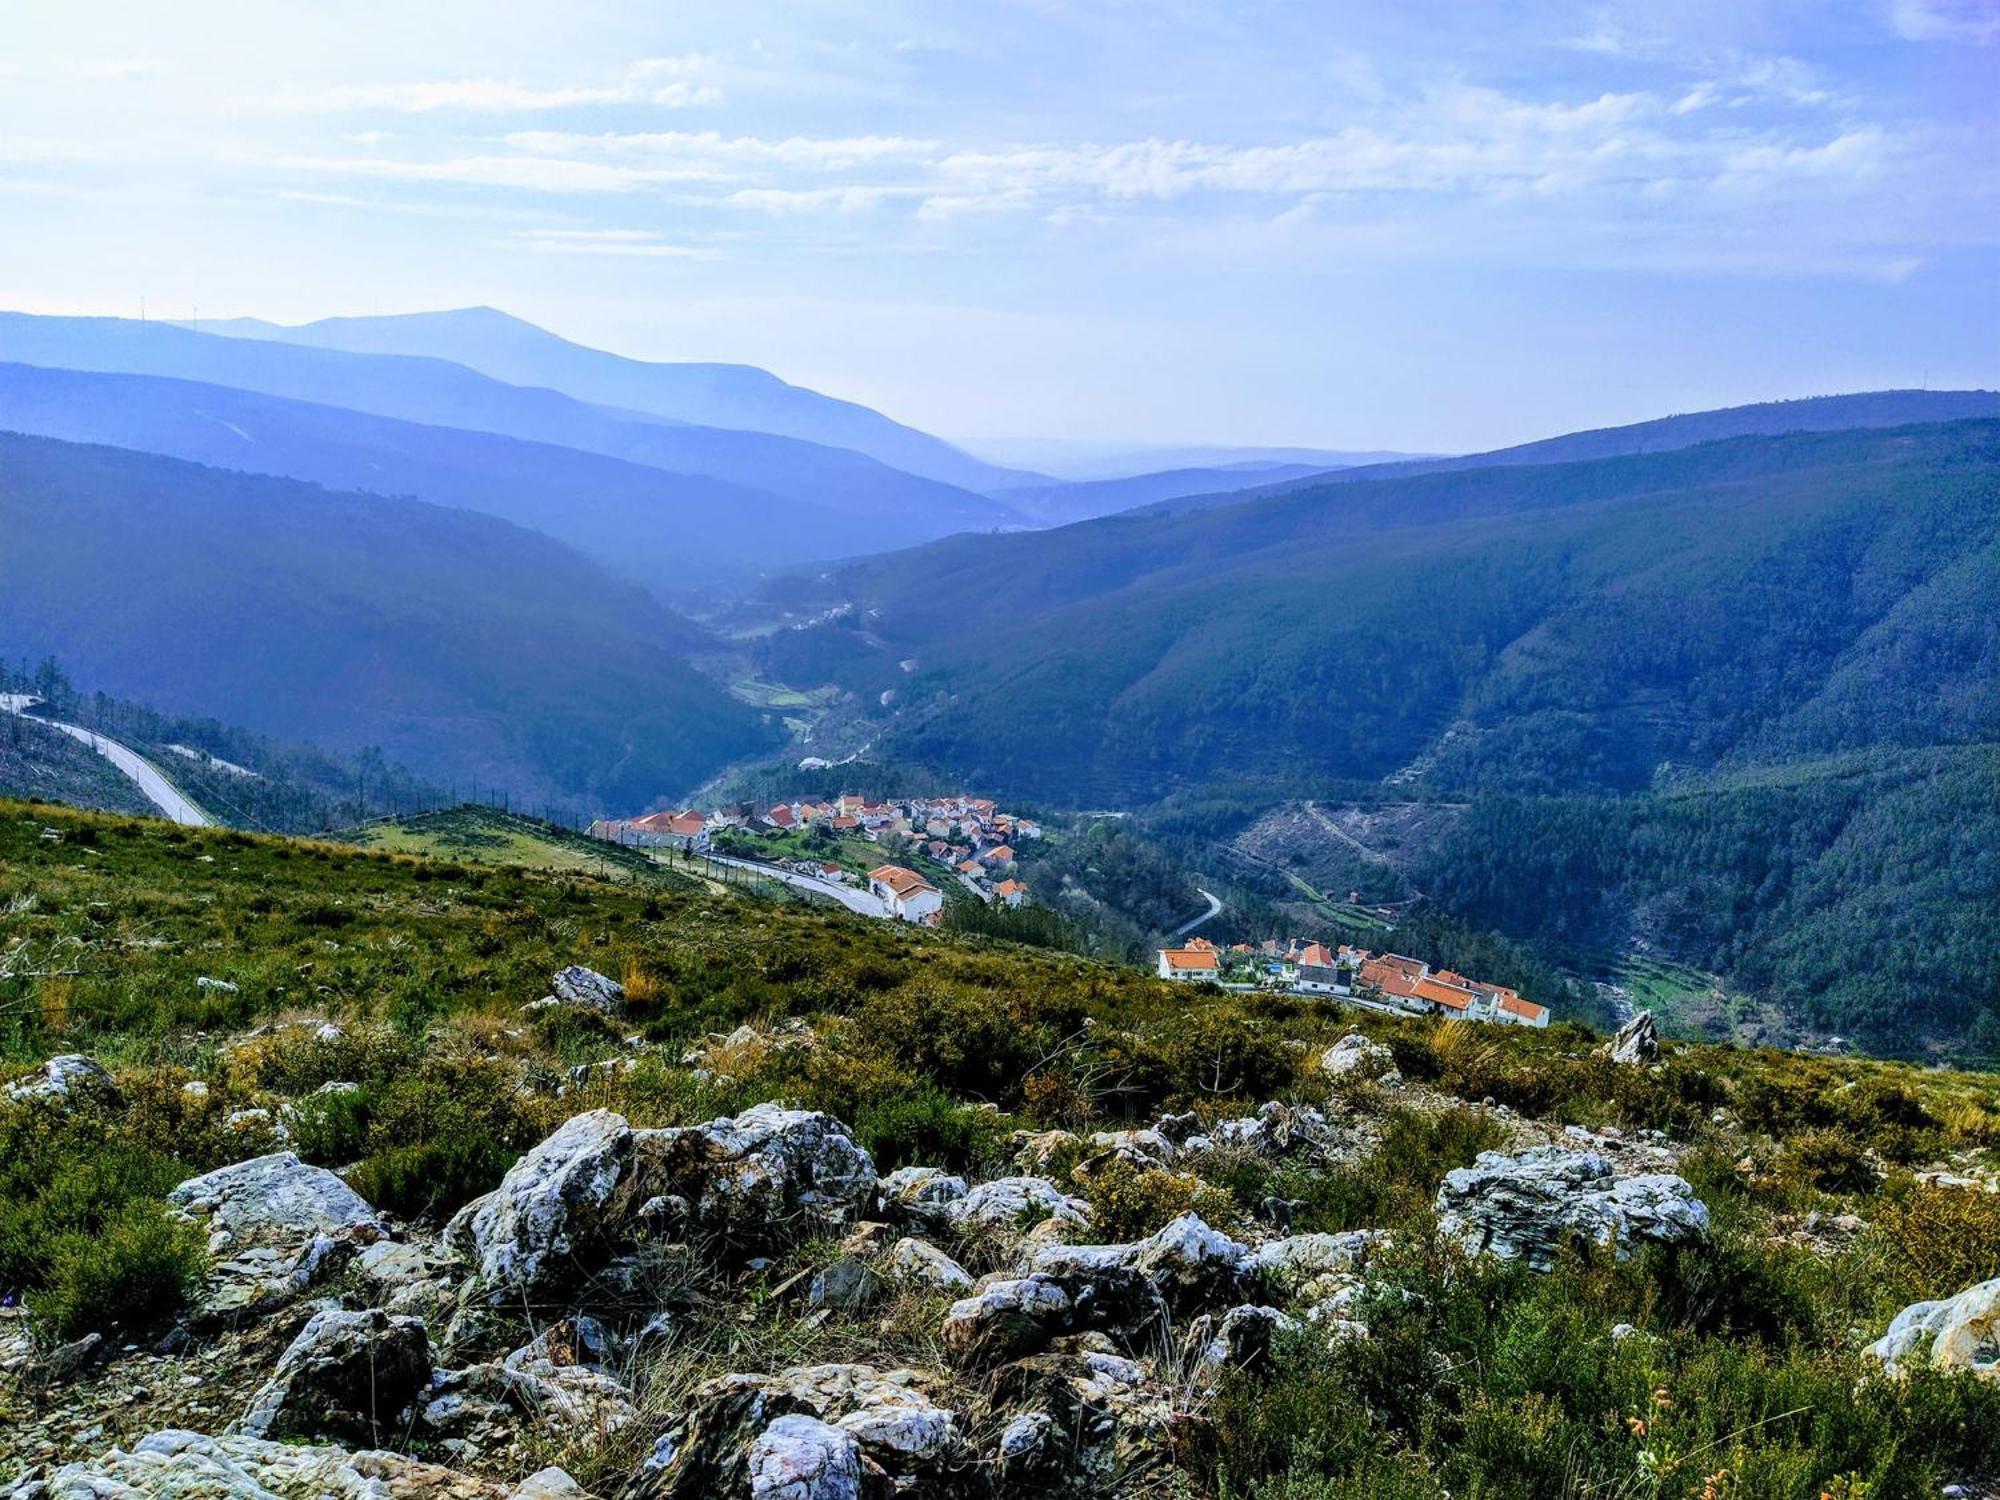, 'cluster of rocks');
60,980,2000,1500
